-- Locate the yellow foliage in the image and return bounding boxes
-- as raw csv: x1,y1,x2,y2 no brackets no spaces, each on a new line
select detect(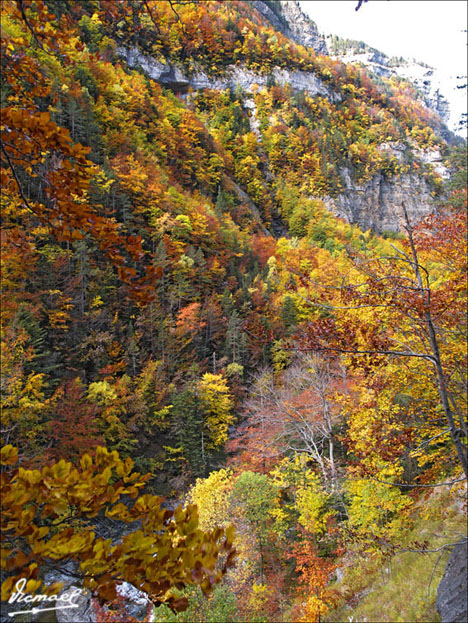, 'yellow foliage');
248,582,271,614
296,485,334,536
299,593,331,623
197,373,234,448
270,455,335,536
345,477,413,539
1,446,235,610
188,468,234,531
87,380,118,405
